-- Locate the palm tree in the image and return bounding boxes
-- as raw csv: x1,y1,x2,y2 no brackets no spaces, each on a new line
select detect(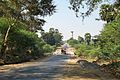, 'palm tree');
84,33,91,45
71,31,74,39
